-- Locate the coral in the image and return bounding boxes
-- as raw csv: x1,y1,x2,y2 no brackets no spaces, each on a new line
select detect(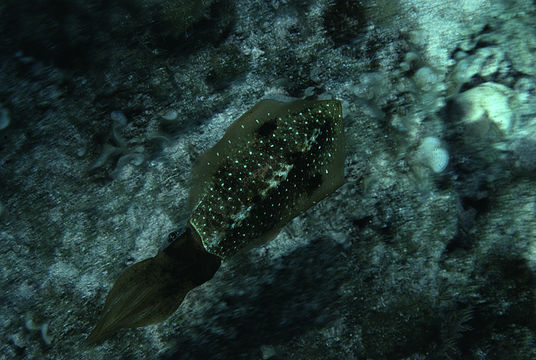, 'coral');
453,82,514,139
89,111,145,179
25,316,53,346
416,137,449,173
